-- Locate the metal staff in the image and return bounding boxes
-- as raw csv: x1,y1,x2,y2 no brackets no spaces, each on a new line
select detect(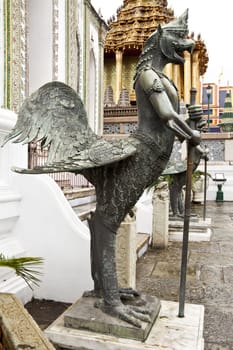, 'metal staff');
178,87,197,317
203,146,209,221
